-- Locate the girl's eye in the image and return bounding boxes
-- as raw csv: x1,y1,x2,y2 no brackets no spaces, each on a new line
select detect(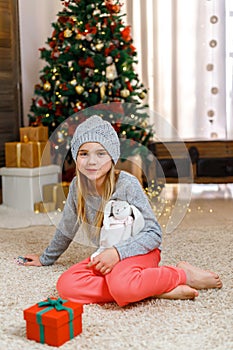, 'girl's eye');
97,151,107,157
78,152,88,157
